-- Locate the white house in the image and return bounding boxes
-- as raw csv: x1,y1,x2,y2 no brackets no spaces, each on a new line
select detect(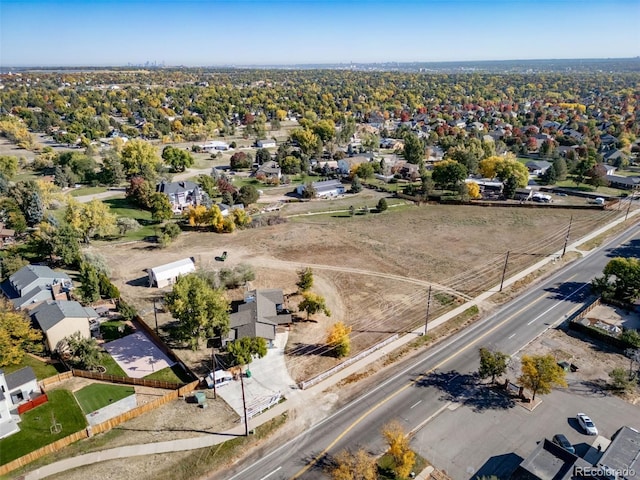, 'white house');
30,300,97,352
296,179,345,198
0,367,39,439
156,180,204,214
147,257,196,288
201,141,230,151
256,139,276,149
